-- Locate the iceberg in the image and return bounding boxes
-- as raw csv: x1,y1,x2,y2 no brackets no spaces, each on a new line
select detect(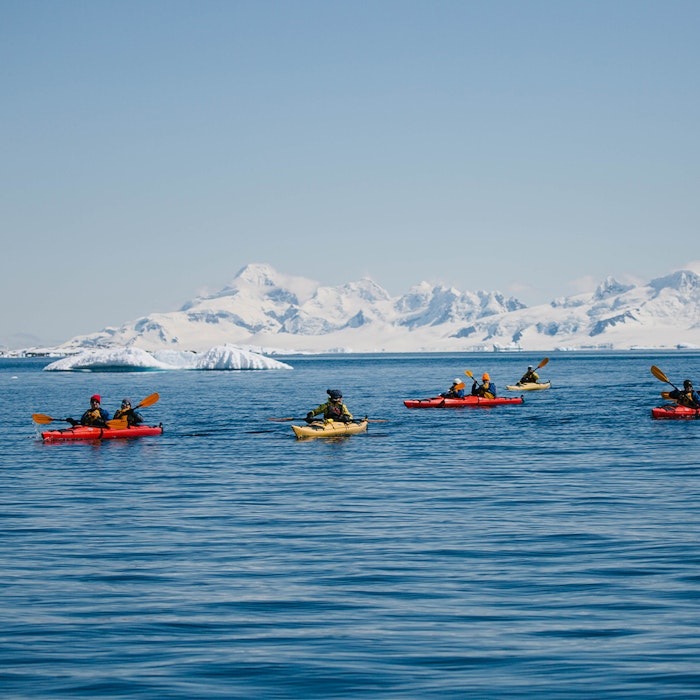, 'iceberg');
43,345,293,372
152,346,294,370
